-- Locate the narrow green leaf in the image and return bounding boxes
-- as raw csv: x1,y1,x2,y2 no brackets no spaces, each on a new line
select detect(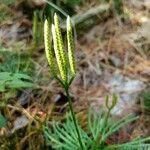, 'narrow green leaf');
0,114,6,128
